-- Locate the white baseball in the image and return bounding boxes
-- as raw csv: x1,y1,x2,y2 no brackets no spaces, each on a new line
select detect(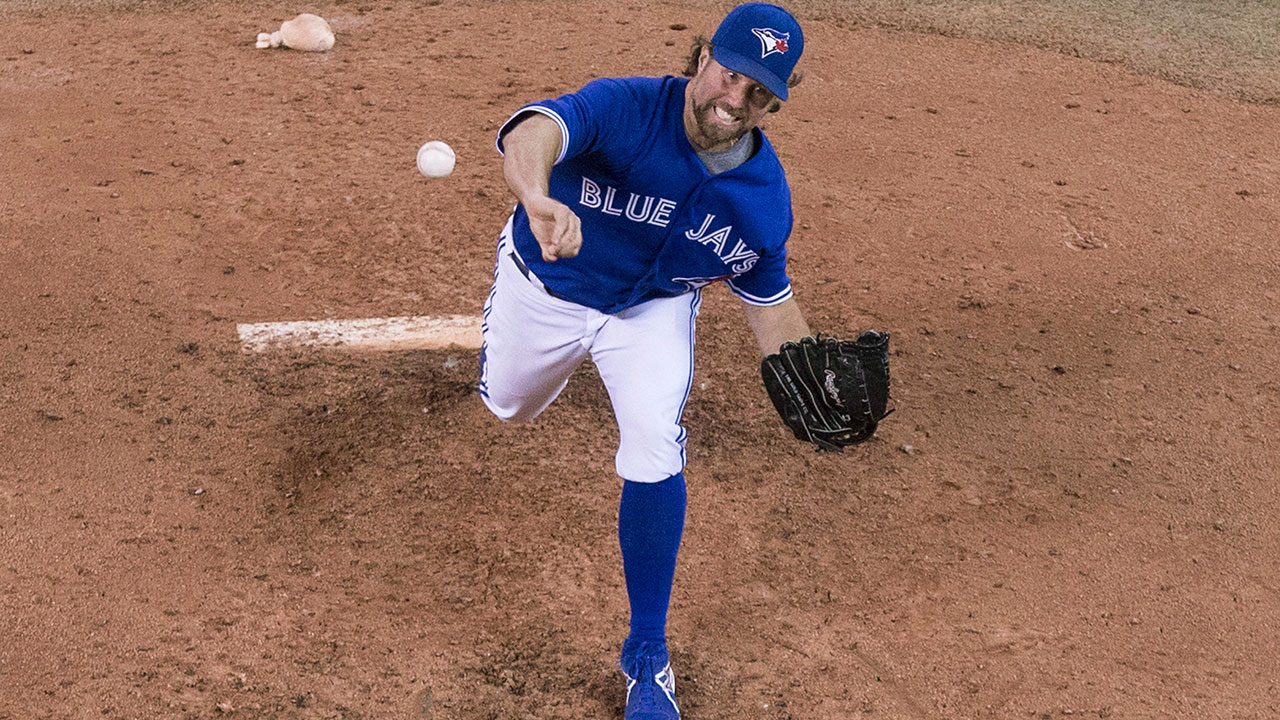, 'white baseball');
416,141,456,178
